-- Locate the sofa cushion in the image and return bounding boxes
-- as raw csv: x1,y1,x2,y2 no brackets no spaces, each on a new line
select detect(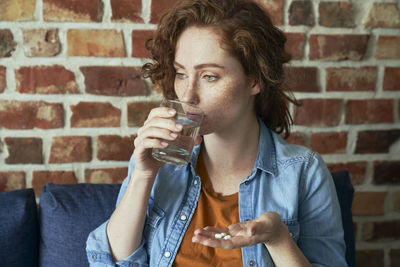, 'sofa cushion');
39,183,121,267
0,188,39,267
